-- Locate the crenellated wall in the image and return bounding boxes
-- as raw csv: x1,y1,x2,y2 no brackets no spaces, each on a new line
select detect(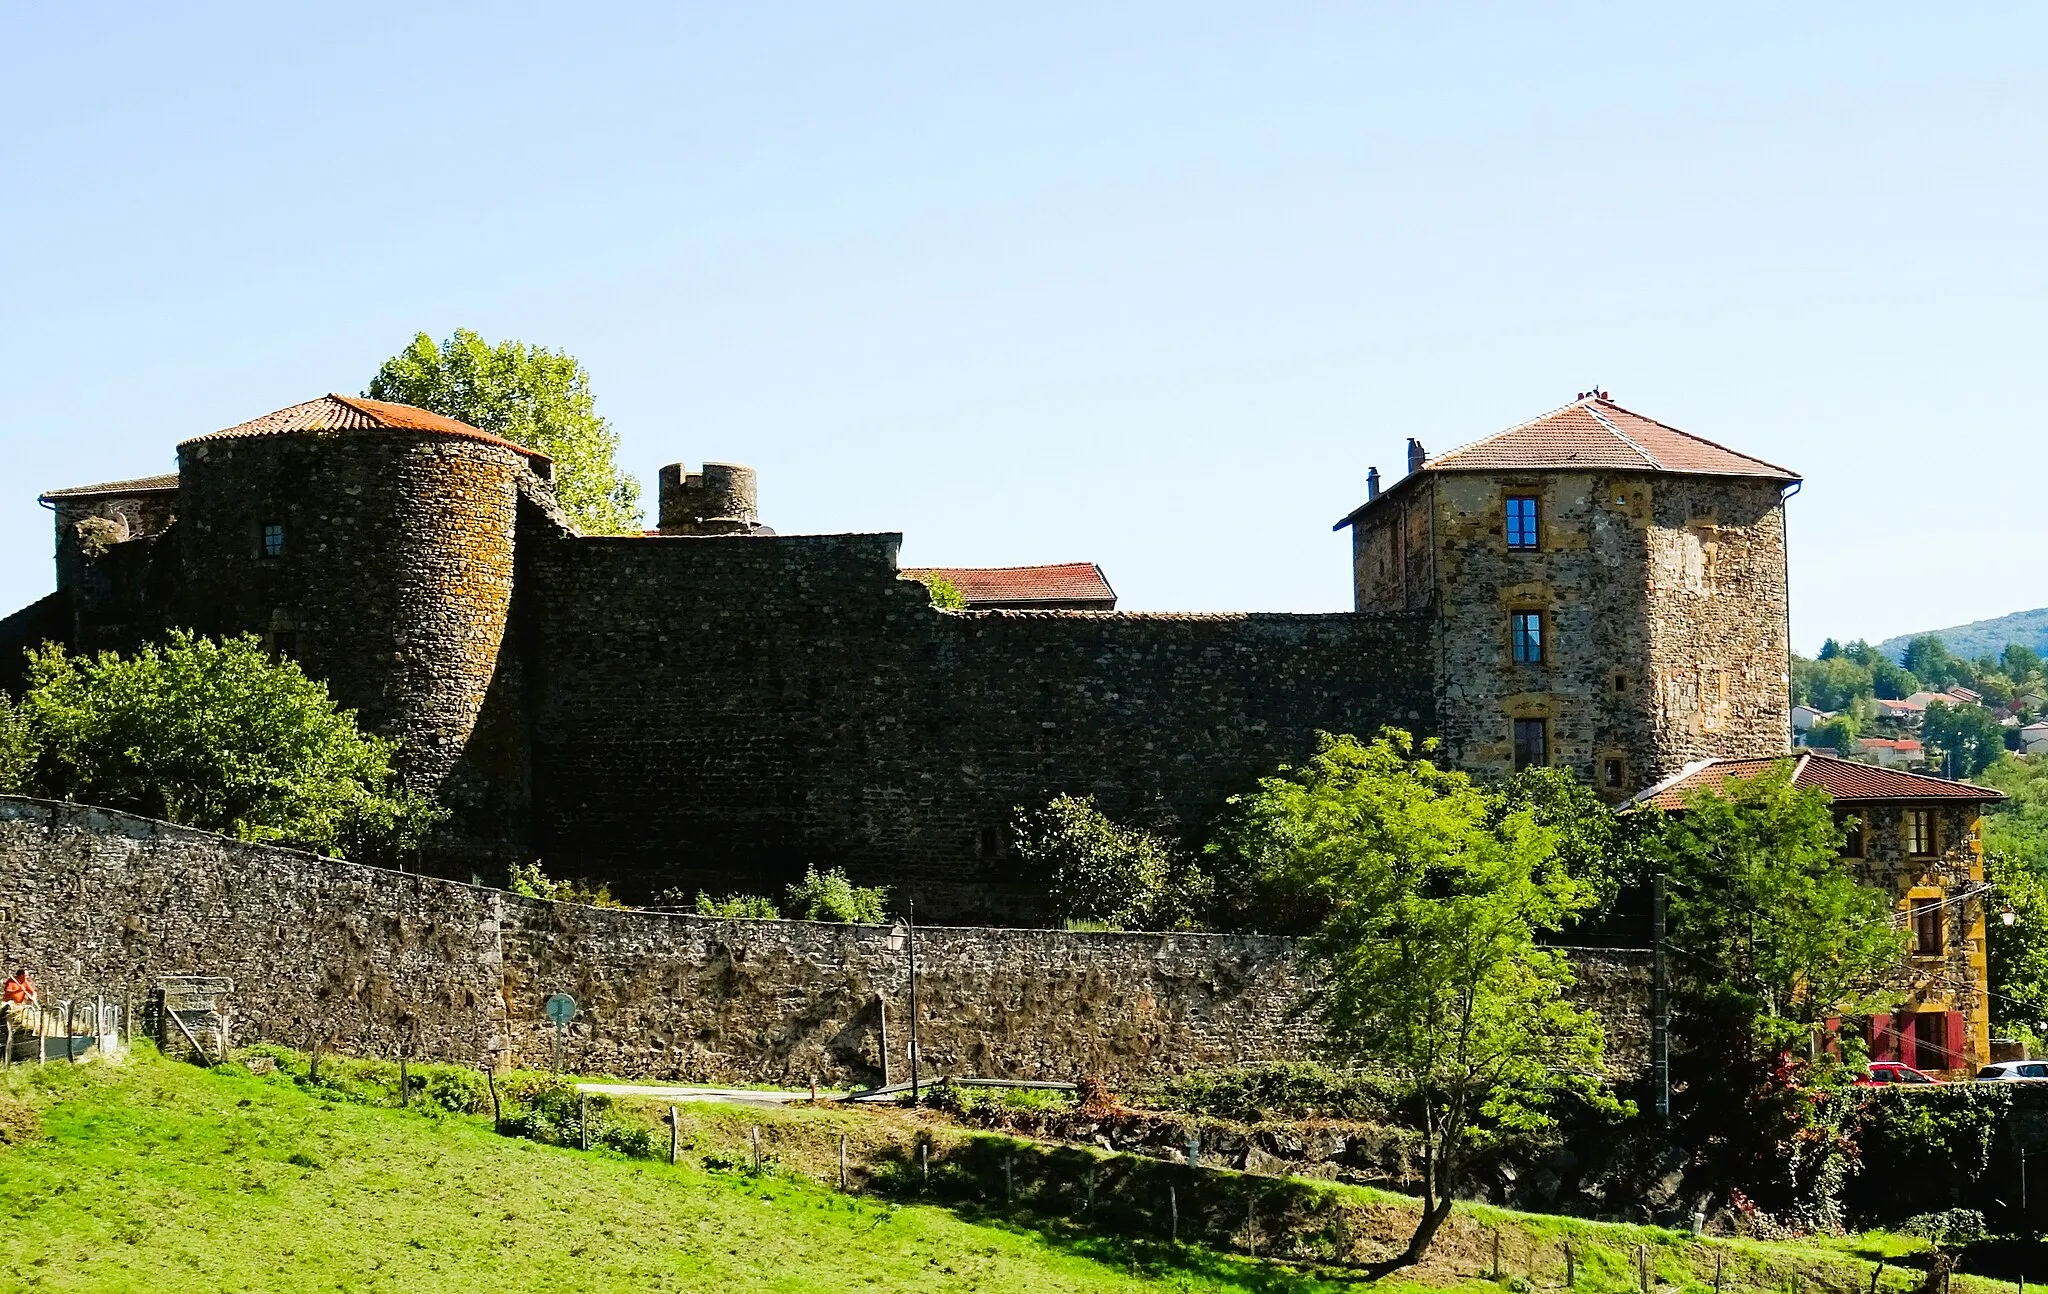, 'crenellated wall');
0,797,1648,1085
